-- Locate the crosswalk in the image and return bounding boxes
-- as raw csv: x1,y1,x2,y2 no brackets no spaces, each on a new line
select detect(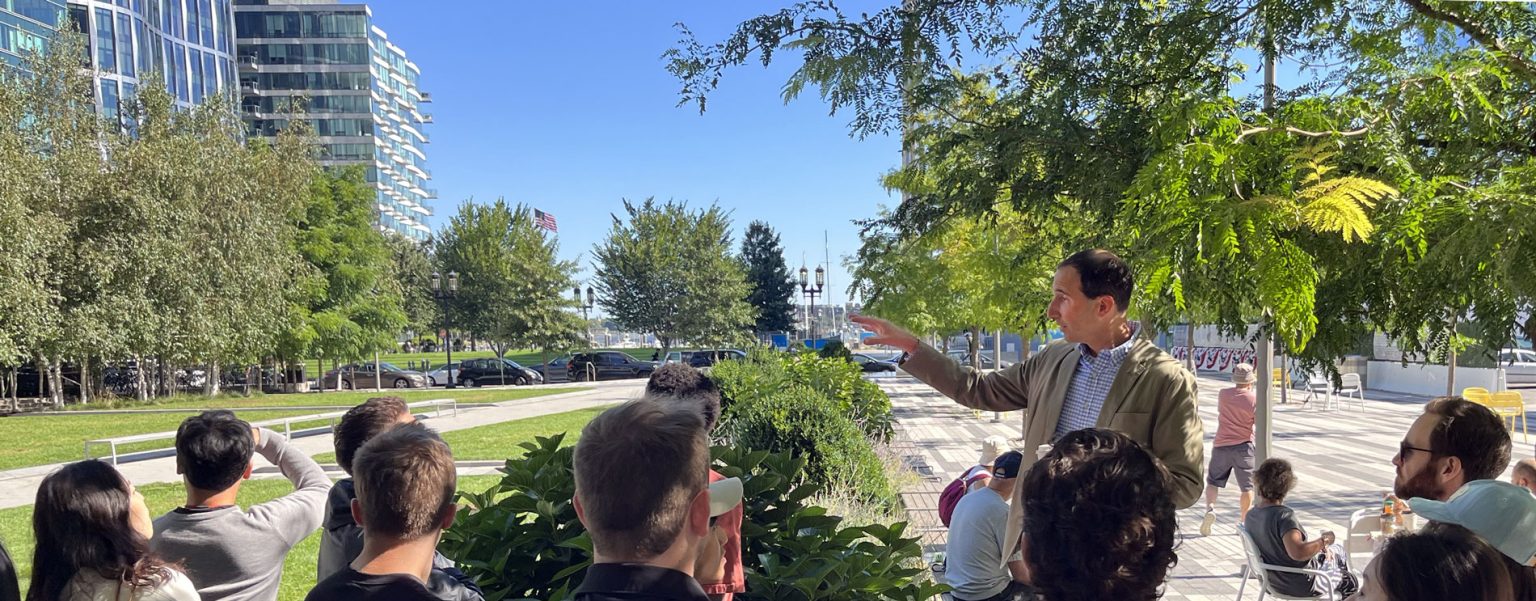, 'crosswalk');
880,373,1534,601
